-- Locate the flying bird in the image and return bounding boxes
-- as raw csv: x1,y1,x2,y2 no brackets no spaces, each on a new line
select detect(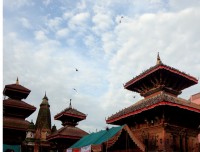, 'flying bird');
75,68,78,72
119,16,124,23
73,88,78,93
